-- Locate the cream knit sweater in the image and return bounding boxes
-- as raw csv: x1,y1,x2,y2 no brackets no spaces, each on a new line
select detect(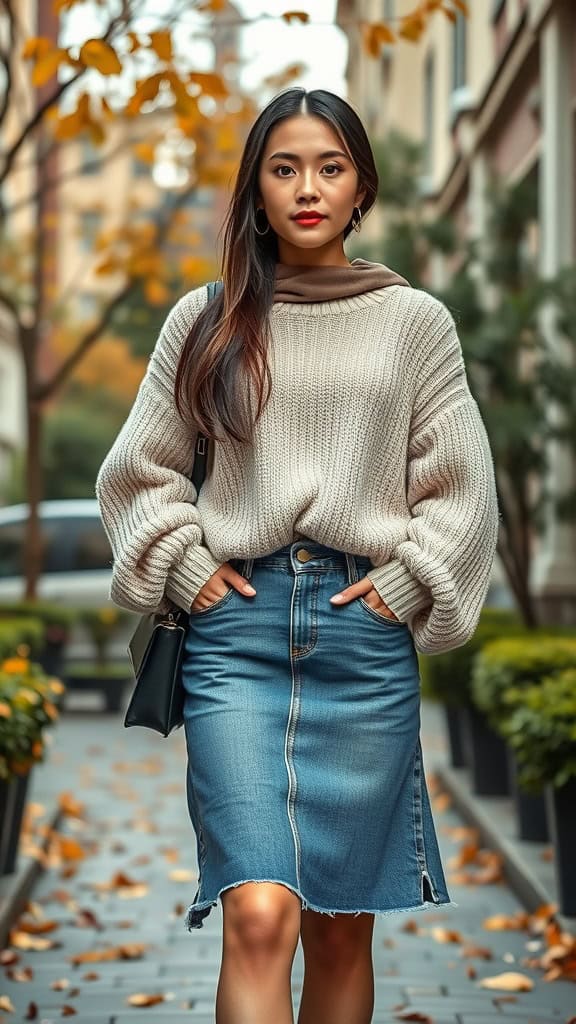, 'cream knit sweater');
95,283,499,655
